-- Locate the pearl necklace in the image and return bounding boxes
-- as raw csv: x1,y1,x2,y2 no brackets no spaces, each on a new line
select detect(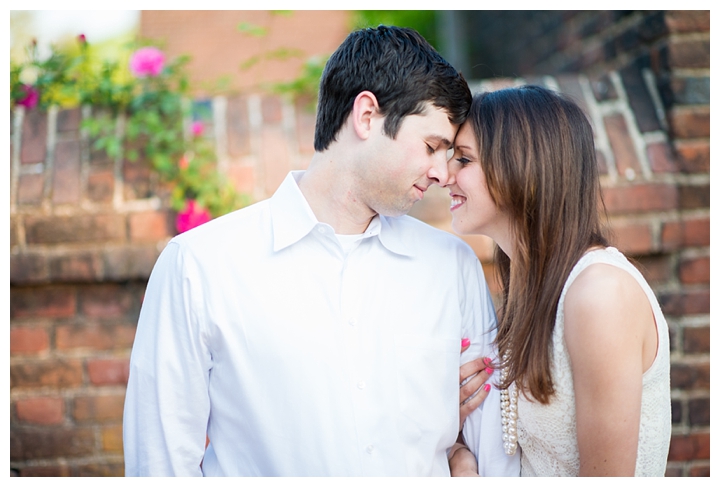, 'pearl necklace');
500,352,519,455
